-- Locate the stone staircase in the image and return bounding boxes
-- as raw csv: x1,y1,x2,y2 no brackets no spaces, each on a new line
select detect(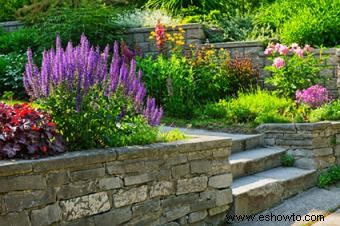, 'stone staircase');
228,133,317,217
161,127,318,220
